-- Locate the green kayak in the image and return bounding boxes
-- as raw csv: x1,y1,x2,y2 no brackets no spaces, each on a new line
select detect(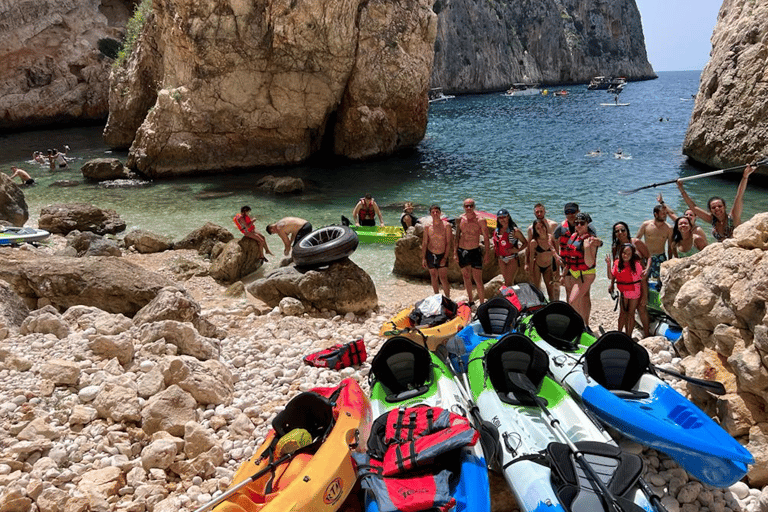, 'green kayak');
351,225,404,244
